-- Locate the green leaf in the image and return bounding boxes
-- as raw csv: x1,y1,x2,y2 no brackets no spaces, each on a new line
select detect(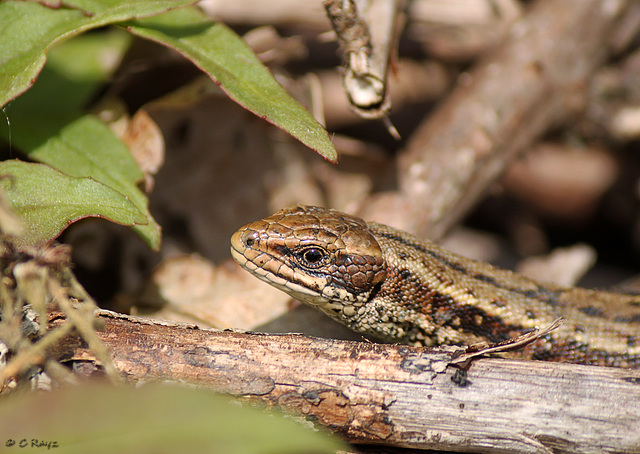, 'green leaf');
0,160,147,249
0,1,336,162
0,384,345,454
1,28,132,150
0,29,161,250
0,0,196,108
125,7,338,162
63,0,198,17
14,28,132,119
25,116,162,250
